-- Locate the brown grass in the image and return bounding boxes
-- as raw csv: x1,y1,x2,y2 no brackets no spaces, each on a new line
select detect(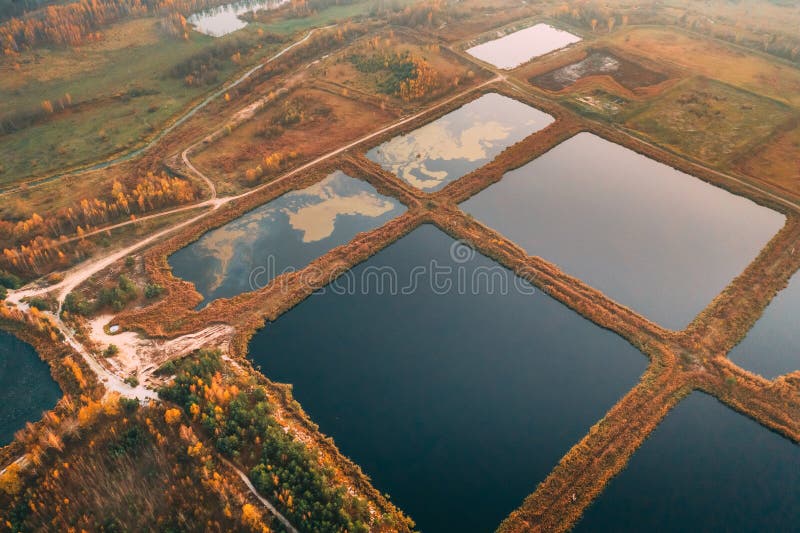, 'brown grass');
607,26,800,108
736,117,800,196
192,87,397,187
